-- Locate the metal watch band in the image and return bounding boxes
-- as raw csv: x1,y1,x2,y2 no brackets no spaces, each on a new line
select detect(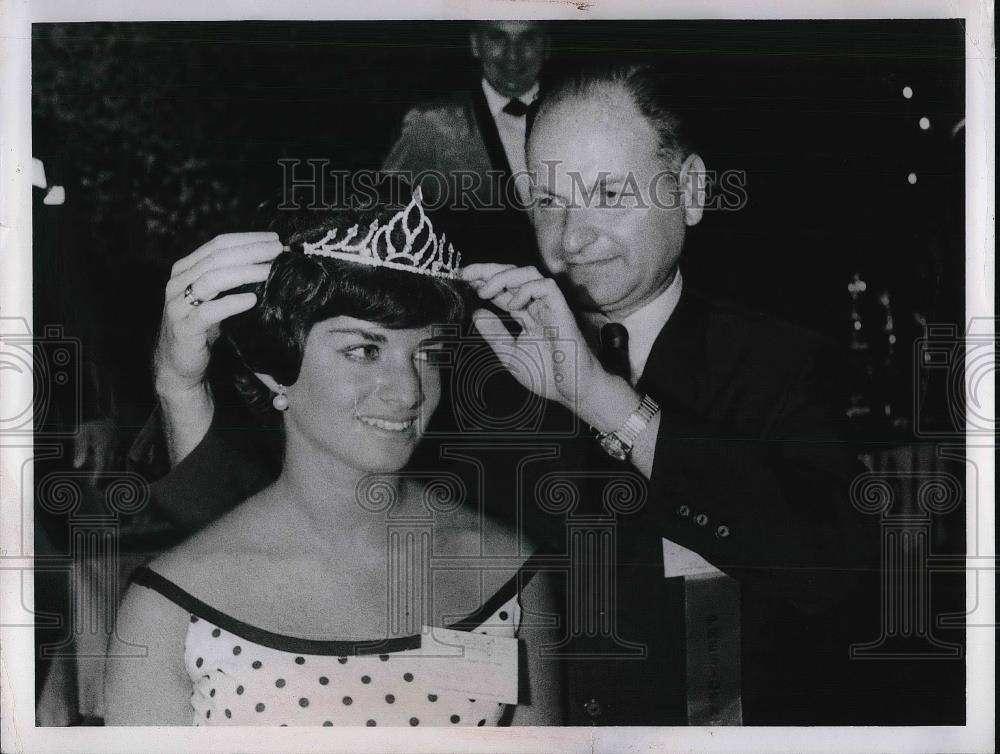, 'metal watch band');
597,394,660,461
620,394,660,446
